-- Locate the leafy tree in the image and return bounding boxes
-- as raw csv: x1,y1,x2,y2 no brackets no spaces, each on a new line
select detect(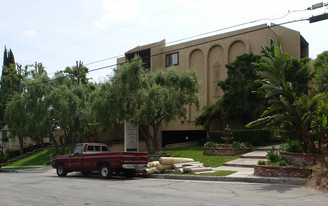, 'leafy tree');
313,51,328,93
218,53,264,124
284,57,311,96
94,56,200,152
0,135,8,156
23,71,51,148
4,92,29,155
61,61,89,85
246,39,326,153
196,45,311,131
46,68,93,154
194,99,223,138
